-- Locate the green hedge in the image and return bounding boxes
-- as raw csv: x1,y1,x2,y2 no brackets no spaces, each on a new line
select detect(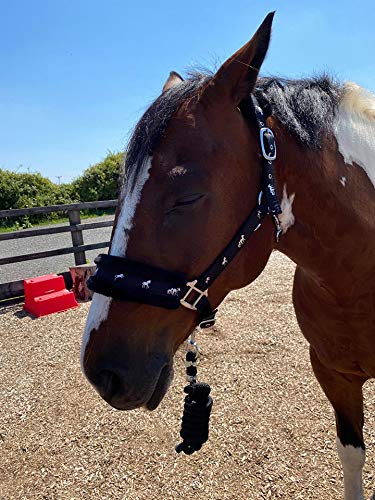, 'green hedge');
0,170,75,228
0,151,125,229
